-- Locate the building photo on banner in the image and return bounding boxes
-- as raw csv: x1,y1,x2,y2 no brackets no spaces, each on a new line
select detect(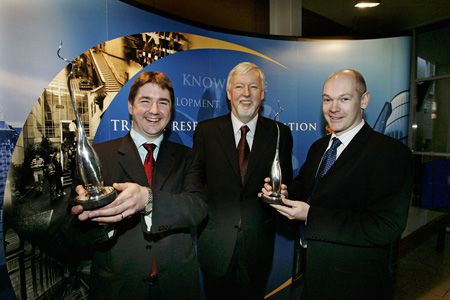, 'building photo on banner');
0,1,413,299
